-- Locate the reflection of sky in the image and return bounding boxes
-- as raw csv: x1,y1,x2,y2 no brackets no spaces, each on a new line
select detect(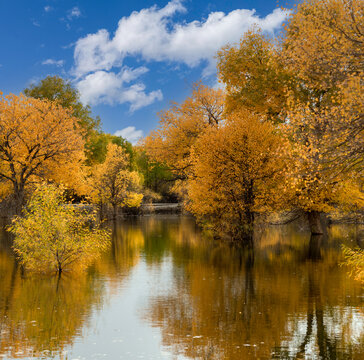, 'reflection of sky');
66,257,188,360
280,308,364,359
1,219,363,359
